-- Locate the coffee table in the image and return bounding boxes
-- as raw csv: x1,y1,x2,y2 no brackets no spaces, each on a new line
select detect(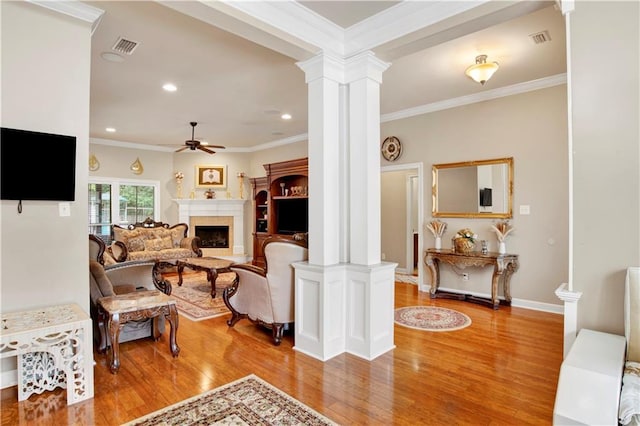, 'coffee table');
97,290,179,374
176,257,234,298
